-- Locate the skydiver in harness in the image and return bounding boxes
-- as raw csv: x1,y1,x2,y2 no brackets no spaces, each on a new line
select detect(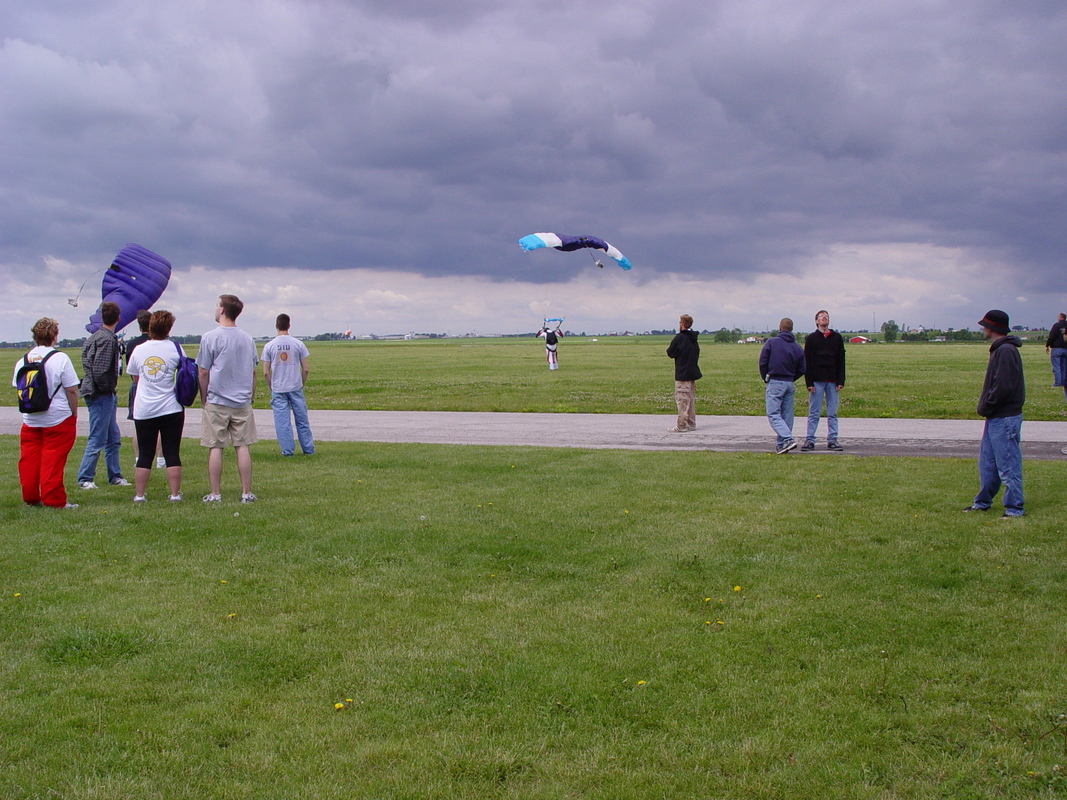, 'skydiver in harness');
537,319,563,370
